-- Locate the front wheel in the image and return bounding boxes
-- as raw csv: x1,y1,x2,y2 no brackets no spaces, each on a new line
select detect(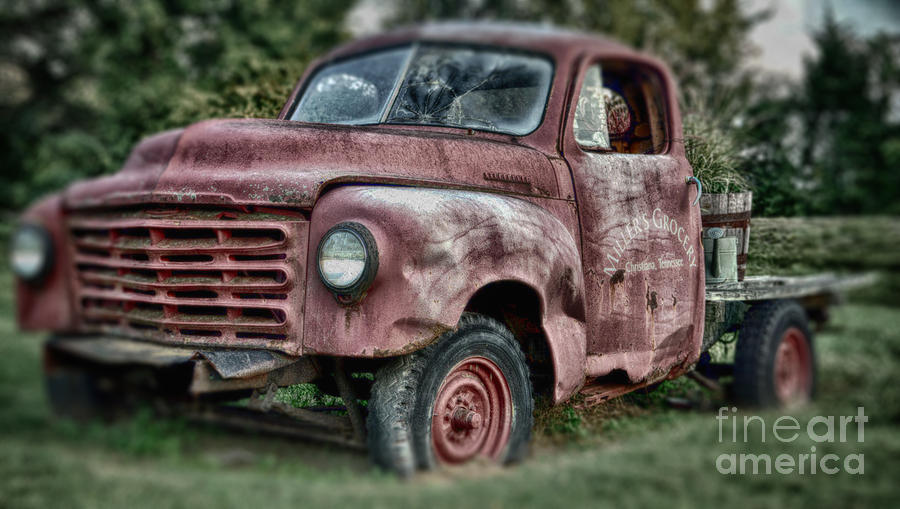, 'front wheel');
367,313,533,474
